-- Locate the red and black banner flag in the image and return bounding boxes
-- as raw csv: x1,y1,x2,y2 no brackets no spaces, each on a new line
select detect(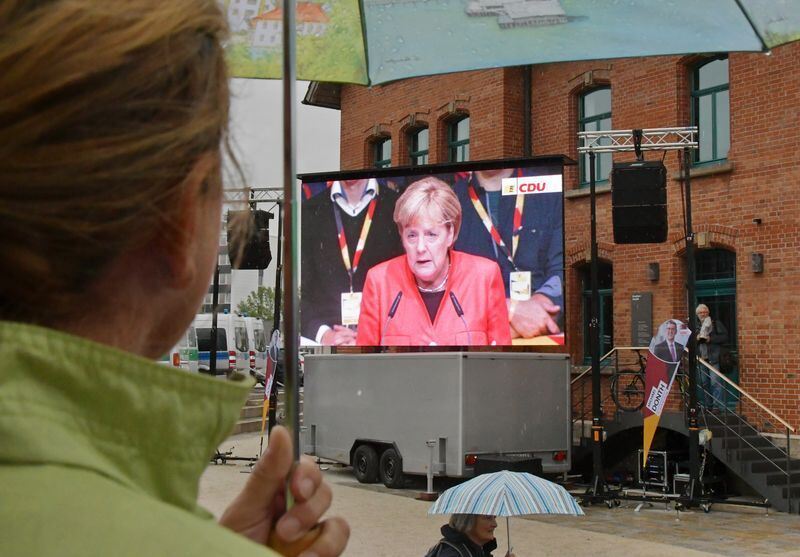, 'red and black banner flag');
642,319,691,463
